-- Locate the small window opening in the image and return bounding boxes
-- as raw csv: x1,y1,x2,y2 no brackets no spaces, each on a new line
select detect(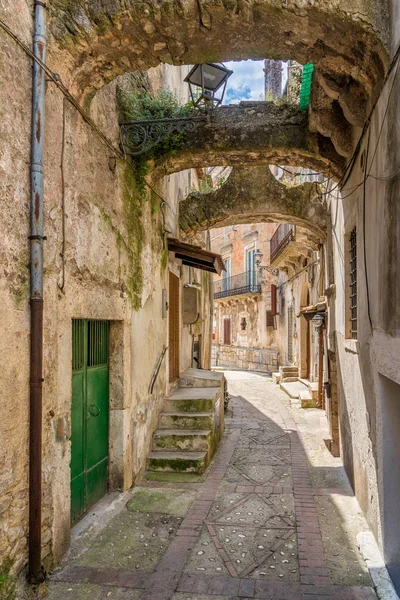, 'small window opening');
349,227,357,339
